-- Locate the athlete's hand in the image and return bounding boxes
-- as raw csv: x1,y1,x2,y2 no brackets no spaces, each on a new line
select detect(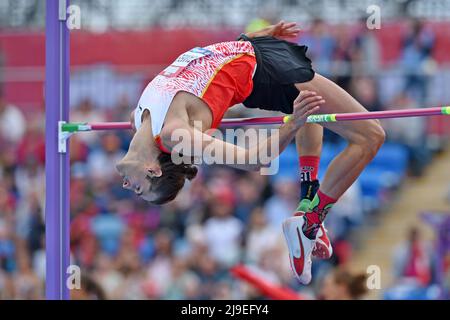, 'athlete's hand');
289,90,325,129
246,21,301,39
267,21,301,39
